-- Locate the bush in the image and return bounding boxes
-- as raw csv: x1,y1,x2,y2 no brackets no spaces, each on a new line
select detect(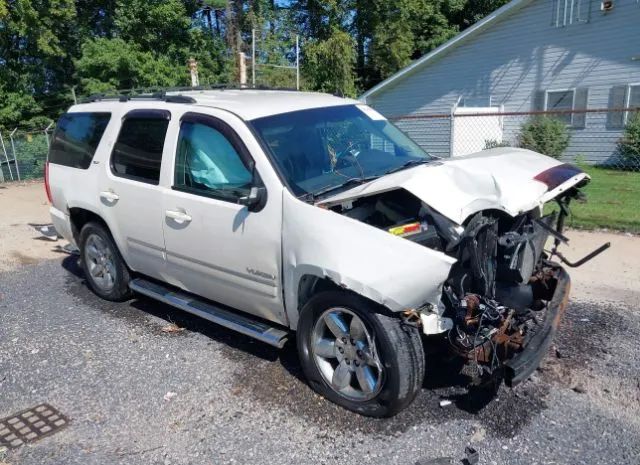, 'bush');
618,111,640,164
519,116,570,159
